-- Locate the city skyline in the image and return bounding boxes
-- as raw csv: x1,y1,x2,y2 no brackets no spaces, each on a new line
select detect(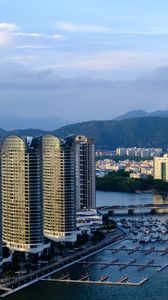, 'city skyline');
1,1,168,121
0,133,96,255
